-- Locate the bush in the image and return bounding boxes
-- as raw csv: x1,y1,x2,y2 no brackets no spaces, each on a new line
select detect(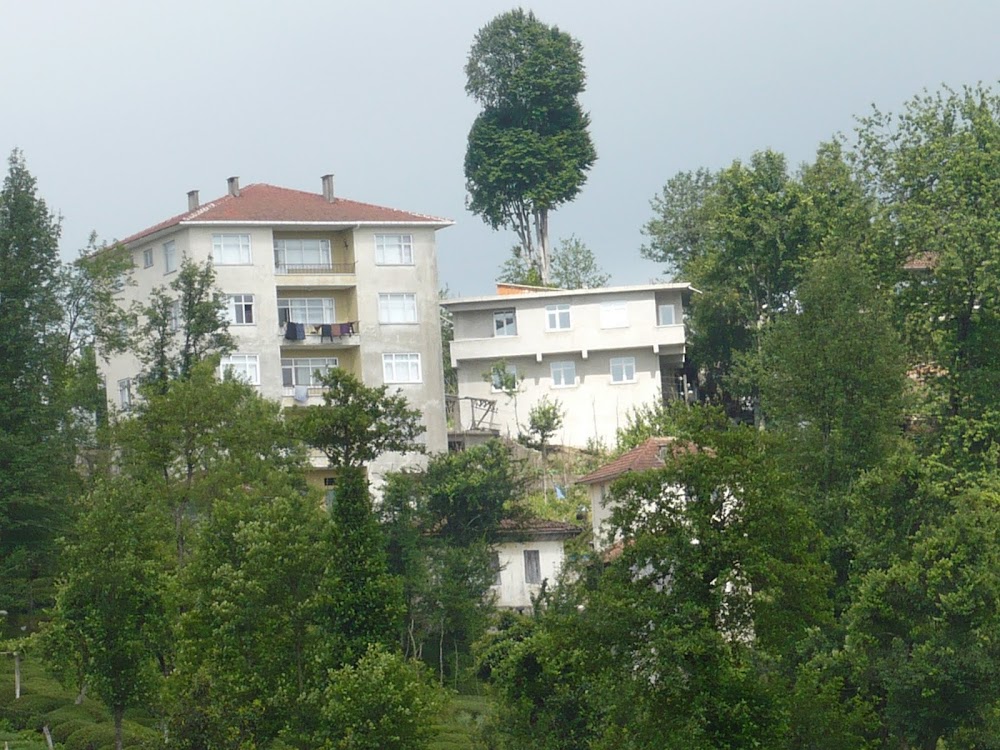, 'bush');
64,721,160,750
0,693,65,728
52,718,94,744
